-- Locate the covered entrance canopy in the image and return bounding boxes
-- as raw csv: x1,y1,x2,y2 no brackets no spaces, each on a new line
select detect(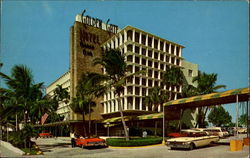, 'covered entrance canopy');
164,88,249,108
